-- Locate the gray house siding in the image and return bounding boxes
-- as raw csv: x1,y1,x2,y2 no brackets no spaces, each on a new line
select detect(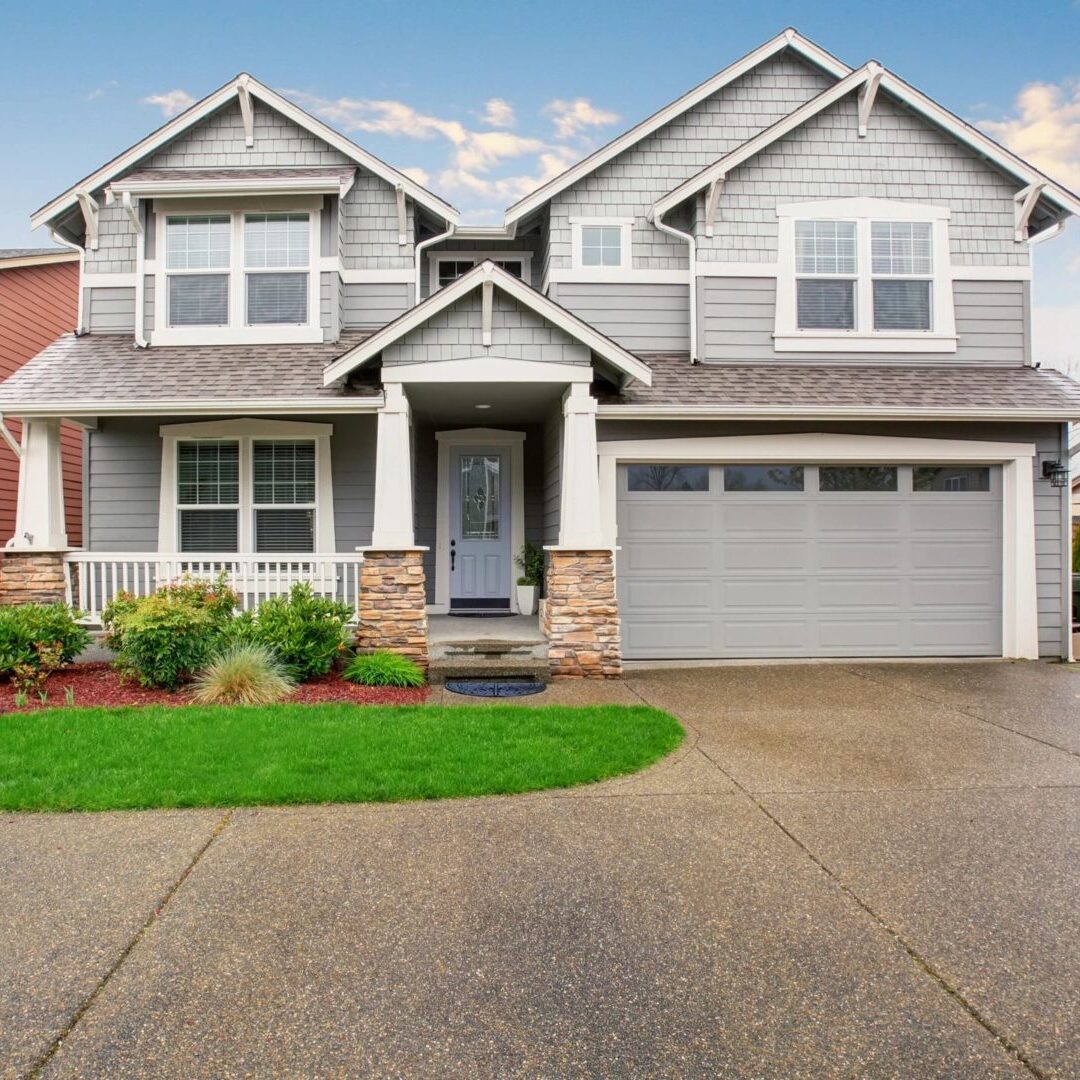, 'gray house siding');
342,282,413,329
84,203,137,275
698,277,1029,365
546,52,836,273
382,289,591,366
330,416,377,552
86,287,136,333
543,407,562,546
340,172,415,271
596,418,1067,658
549,283,689,353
